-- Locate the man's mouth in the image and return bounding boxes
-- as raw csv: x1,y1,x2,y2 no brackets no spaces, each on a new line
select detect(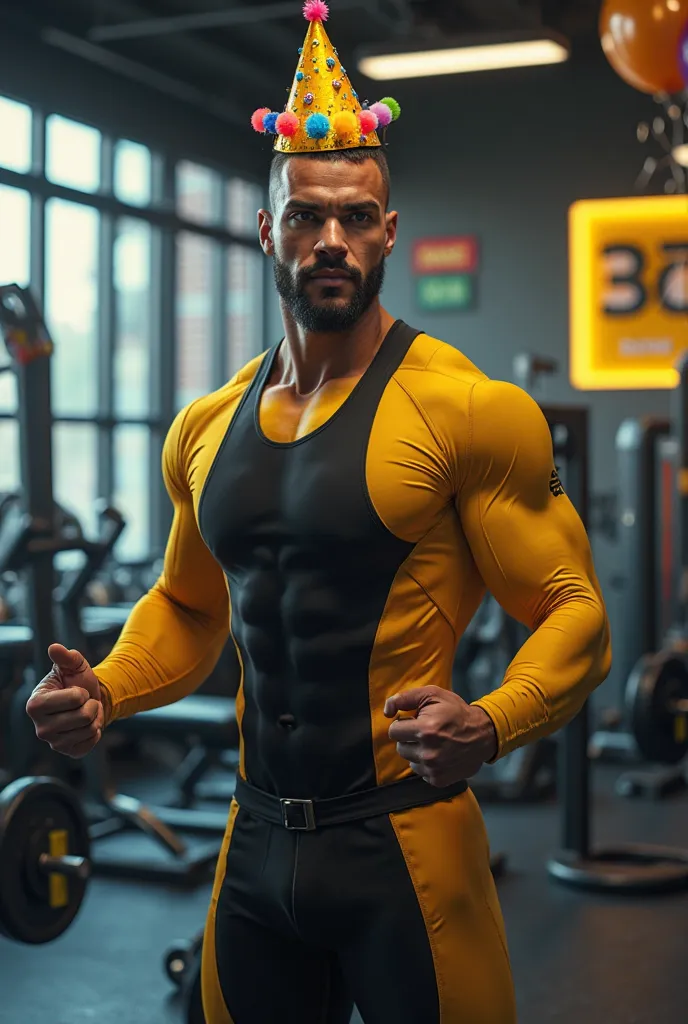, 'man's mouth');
310,269,352,280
